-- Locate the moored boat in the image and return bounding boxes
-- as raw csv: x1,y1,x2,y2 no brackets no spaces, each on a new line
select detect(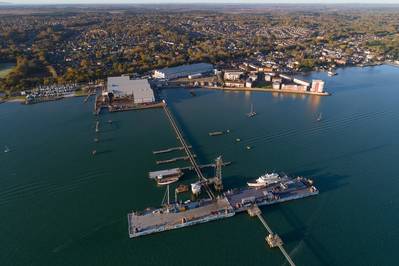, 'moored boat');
328,70,337,76
157,176,179,186
209,131,224,136
247,172,281,187
175,184,189,193
247,103,257,118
